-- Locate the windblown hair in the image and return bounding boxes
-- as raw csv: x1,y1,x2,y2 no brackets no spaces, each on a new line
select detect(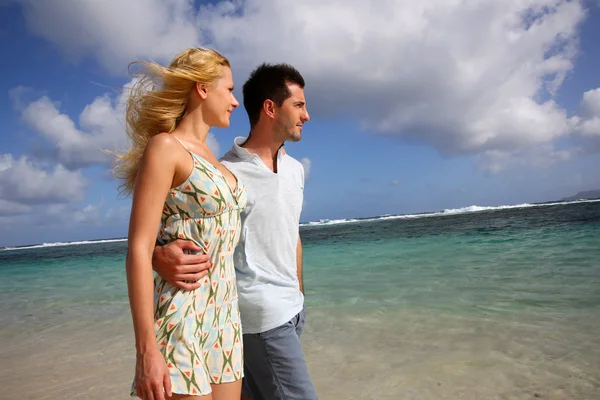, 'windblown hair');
113,47,230,196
